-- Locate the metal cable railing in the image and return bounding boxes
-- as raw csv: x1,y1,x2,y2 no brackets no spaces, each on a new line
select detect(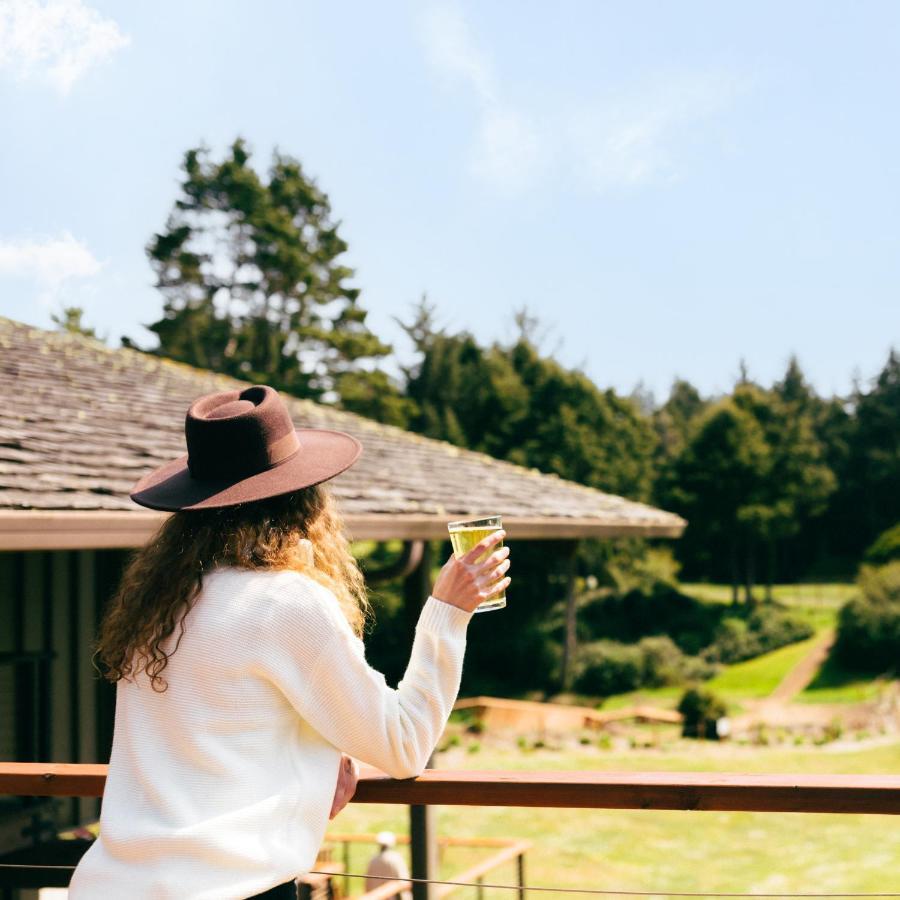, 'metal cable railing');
0,864,898,898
